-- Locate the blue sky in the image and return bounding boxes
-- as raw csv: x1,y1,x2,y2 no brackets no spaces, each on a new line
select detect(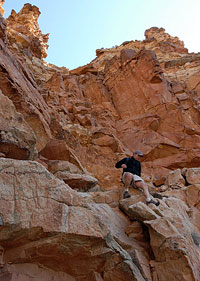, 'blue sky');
3,0,200,70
